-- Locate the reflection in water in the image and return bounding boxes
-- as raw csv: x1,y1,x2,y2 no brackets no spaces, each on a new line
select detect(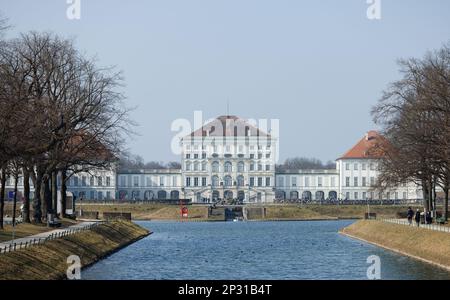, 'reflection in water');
82,220,450,280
